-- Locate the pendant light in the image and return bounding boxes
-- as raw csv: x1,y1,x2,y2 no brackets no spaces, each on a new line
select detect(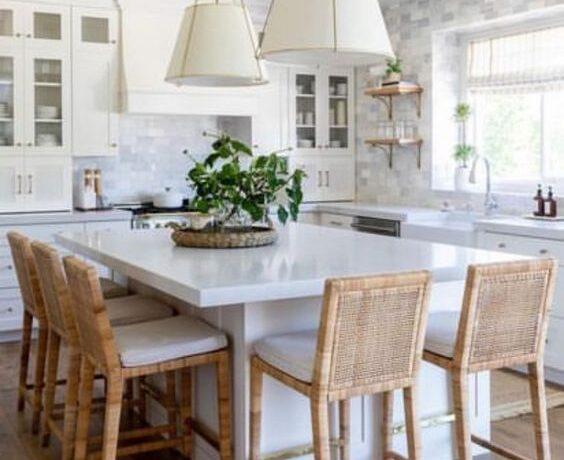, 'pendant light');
166,0,268,87
260,0,395,66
